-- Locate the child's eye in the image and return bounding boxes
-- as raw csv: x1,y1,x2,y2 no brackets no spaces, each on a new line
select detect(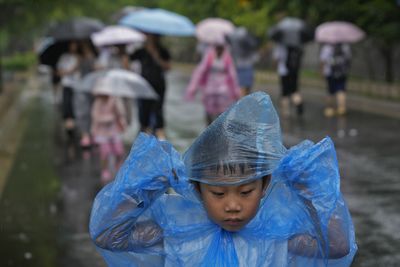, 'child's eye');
211,191,224,197
241,189,254,196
